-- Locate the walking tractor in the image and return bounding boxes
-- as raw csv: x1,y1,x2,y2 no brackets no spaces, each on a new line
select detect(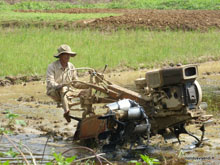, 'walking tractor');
64,64,213,151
